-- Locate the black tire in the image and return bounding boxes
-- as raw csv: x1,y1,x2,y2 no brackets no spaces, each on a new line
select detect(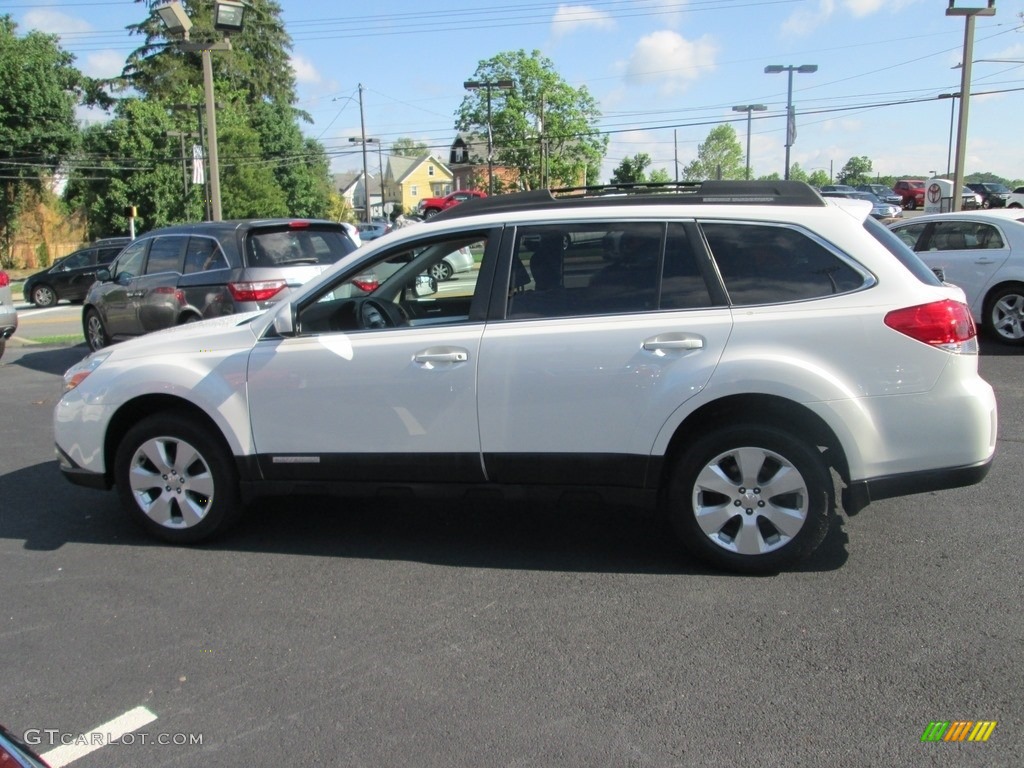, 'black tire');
1010,203,1023,209
905,198,917,211
983,284,1024,345
666,425,832,574
0,339,5,360
114,413,241,544
982,199,992,209
430,260,453,281
84,308,110,351
32,284,57,308
423,208,439,219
